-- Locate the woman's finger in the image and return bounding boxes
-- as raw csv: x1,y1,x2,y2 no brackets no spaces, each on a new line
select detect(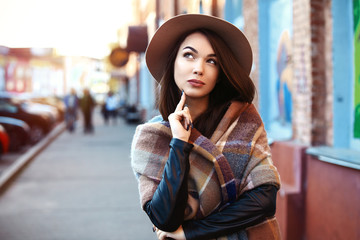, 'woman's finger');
168,90,193,140
170,109,191,130
174,90,186,112
183,105,192,130
155,229,160,239
156,229,167,240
